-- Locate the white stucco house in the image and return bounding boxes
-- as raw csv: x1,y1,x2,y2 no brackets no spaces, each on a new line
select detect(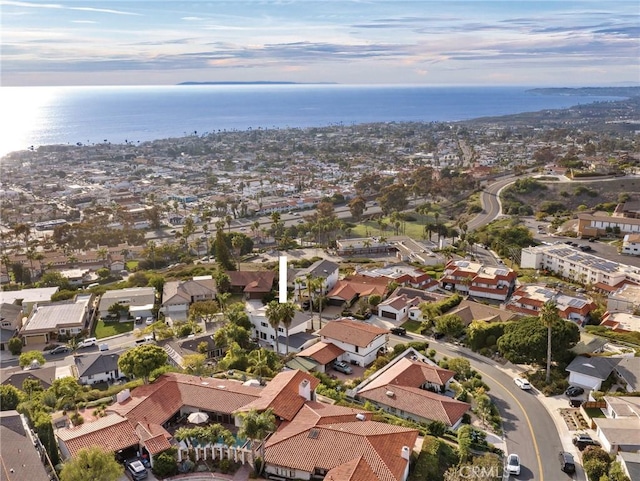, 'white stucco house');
565,356,621,391
316,318,388,367
246,301,312,355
